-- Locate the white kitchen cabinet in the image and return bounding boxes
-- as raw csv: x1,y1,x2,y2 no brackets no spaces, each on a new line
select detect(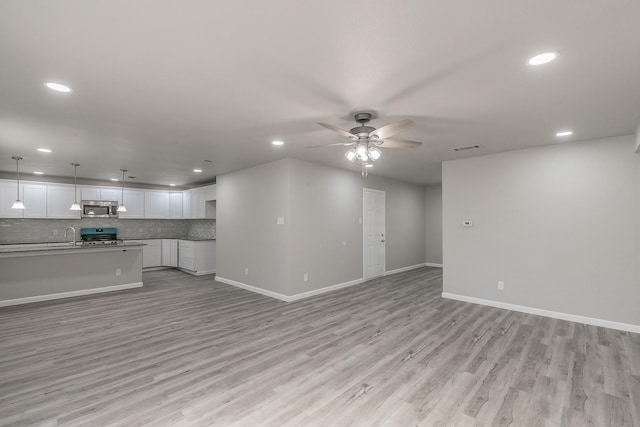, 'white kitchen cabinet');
178,240,215,275
203,184,216,201
0,181,23,218
117,189,145,219
142,239,162,268
189,188,206,219
22,184,47,218
144,191,170,219
169,192,183,219
81,186,120,201
47,184,81,219
162,239,178,267
182,191,191,218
